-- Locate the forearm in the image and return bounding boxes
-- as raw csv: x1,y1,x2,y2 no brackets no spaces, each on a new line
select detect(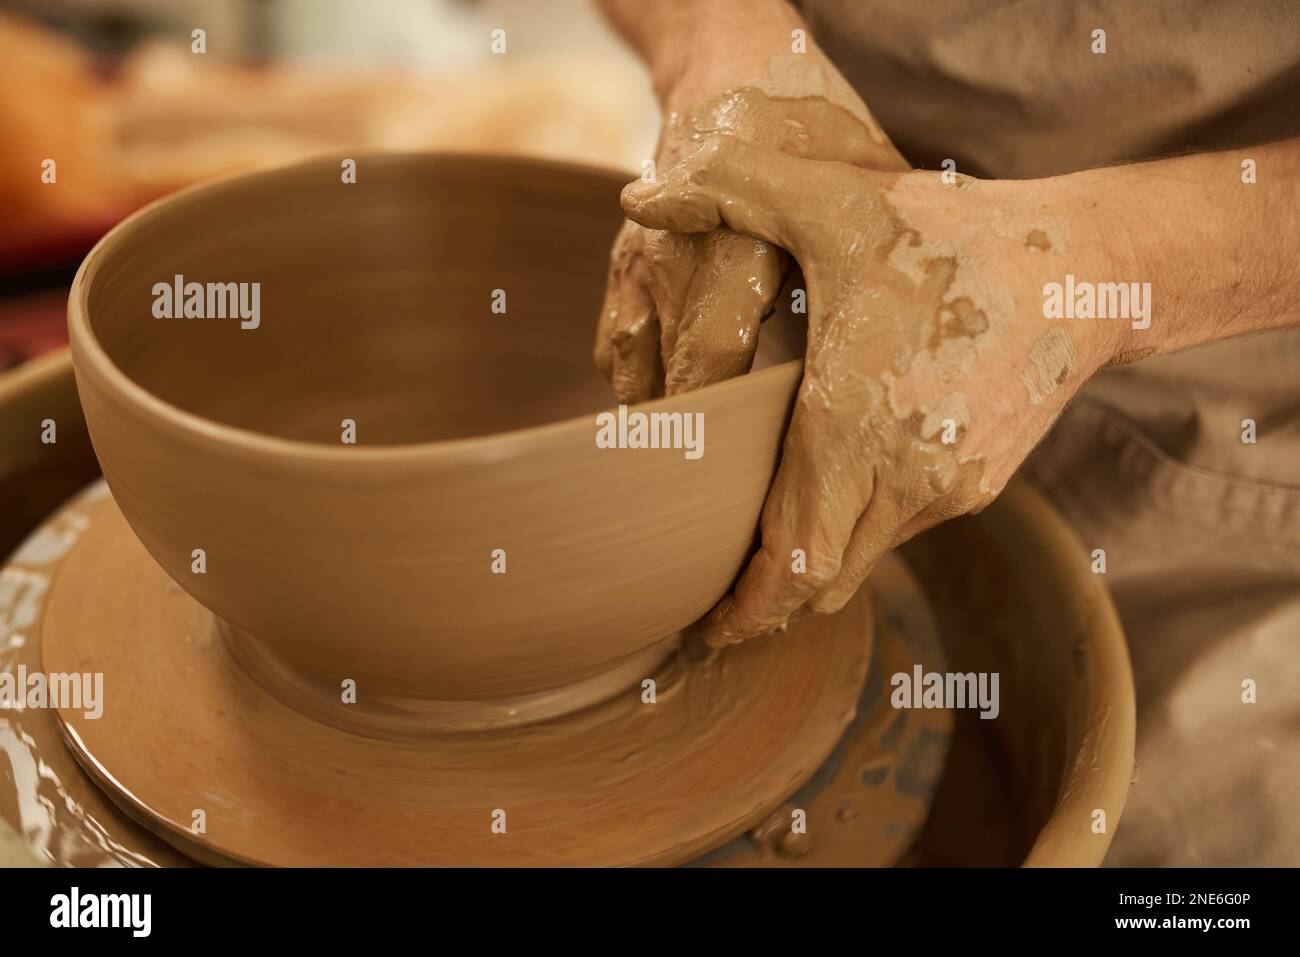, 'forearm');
596,0,808,108
1056,140,1300,364
597,0,904,171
